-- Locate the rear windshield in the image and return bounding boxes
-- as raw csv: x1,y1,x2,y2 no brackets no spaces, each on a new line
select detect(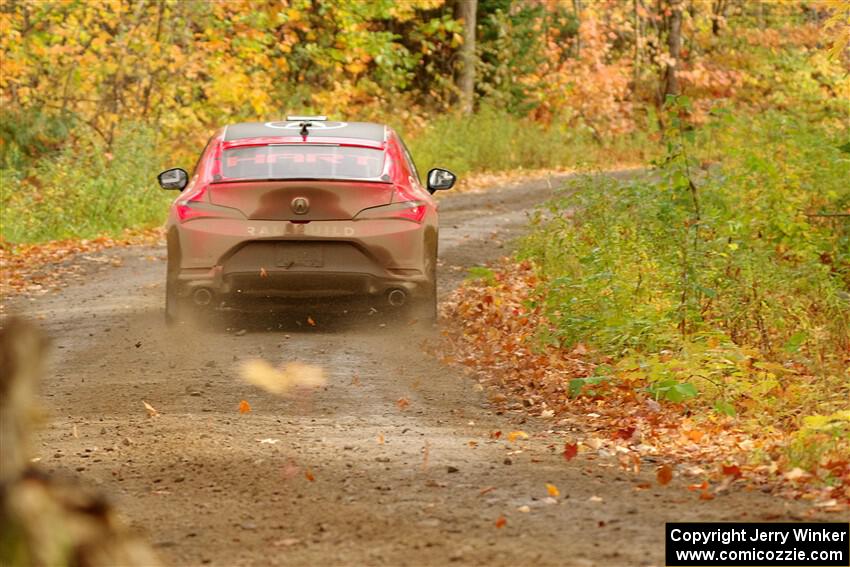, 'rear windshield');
217,144,386,182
